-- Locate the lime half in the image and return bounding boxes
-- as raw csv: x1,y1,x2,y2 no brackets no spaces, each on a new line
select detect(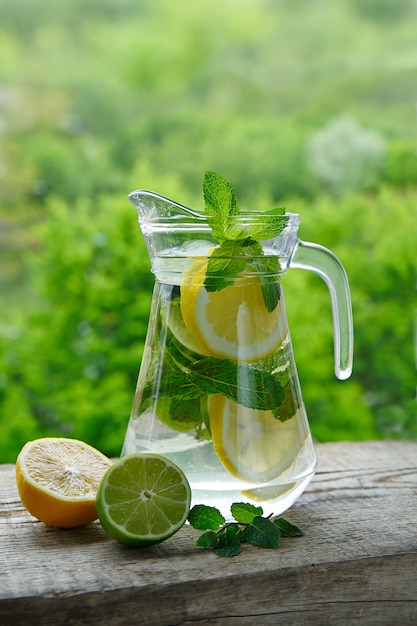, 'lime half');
96,453,191,546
